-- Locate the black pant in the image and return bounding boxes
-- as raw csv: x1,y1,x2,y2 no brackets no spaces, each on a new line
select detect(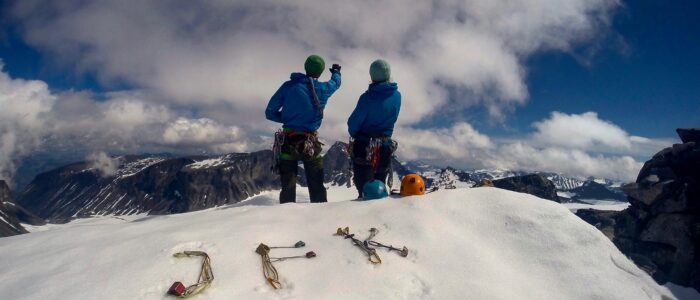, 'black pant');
279,158,327,203
351,139,393,198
